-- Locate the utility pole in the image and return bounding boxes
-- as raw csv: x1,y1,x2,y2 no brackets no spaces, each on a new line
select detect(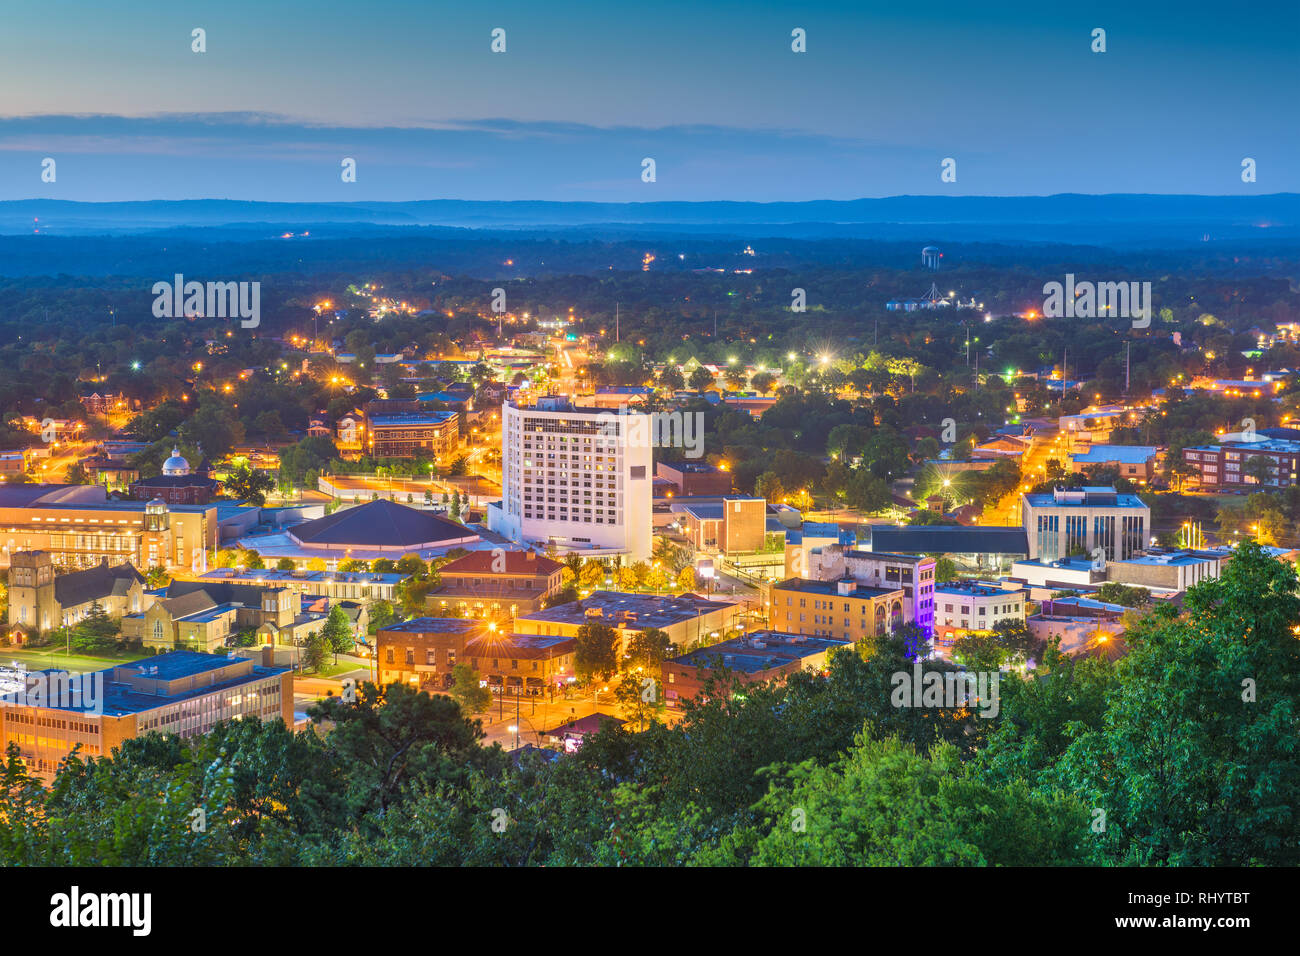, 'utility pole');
615,302,619,343
1124,341,1130,396
965,325,970,366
